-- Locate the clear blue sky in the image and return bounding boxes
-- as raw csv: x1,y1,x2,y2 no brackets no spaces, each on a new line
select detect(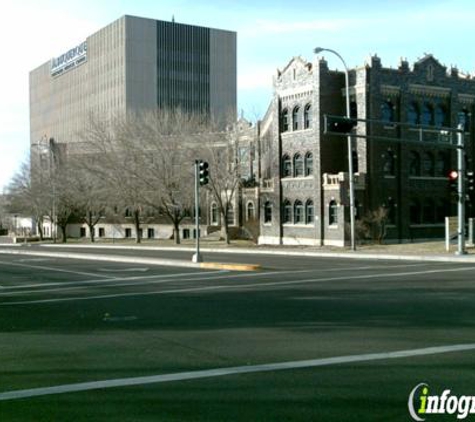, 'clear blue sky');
1,0,475,191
